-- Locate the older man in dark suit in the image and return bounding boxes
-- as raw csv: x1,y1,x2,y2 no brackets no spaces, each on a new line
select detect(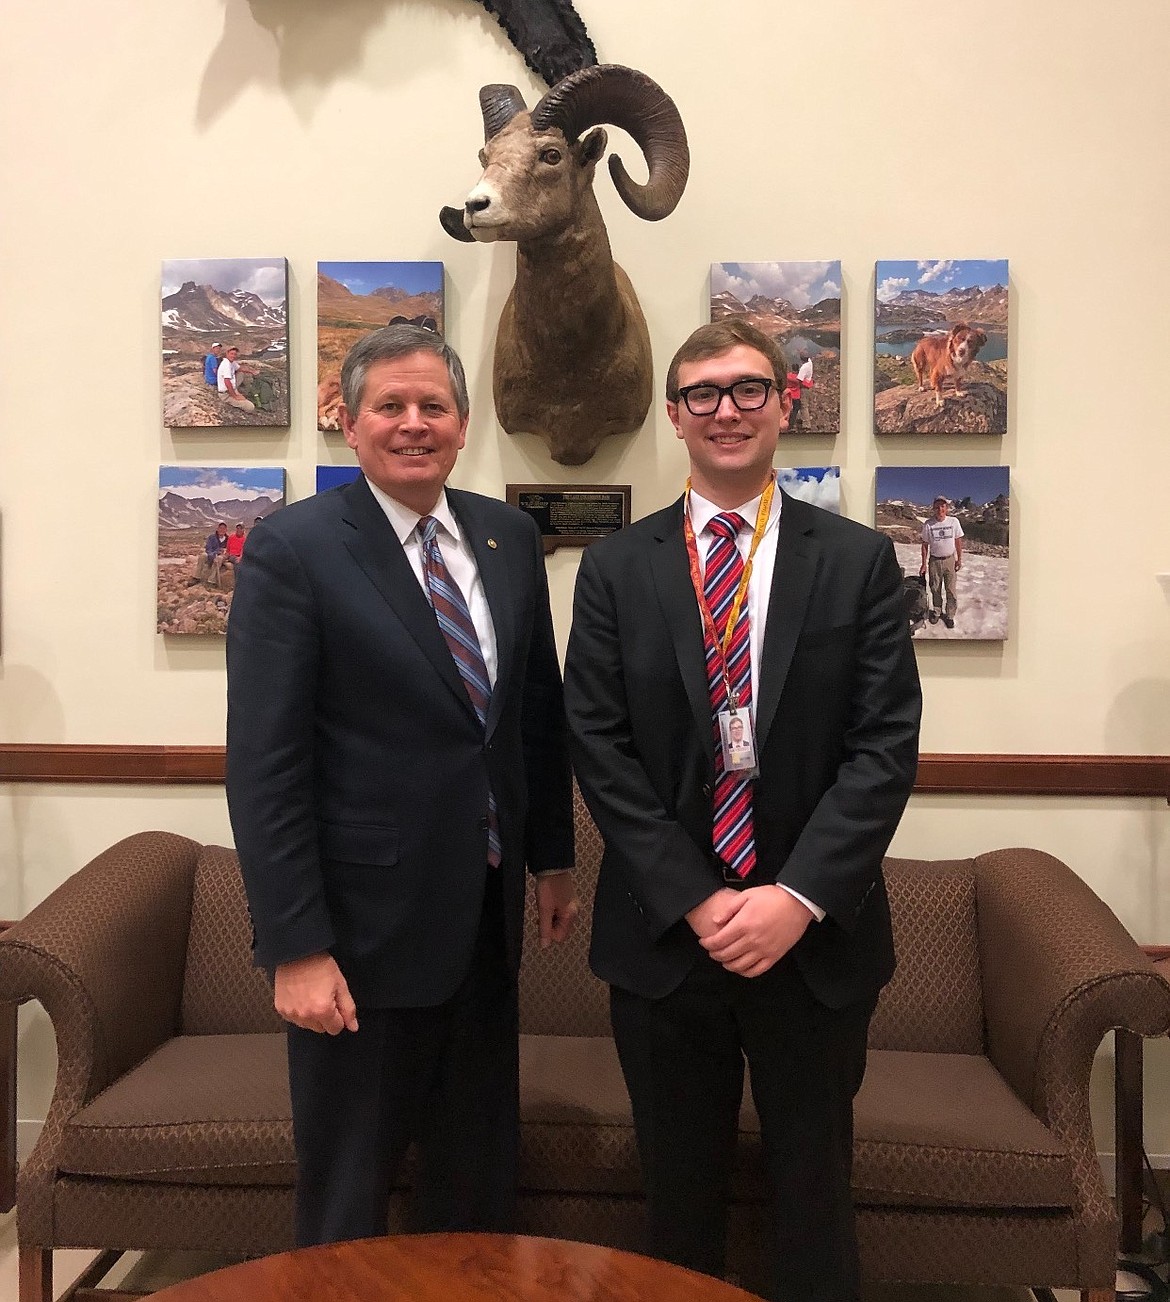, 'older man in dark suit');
226,324,577,1247
564,319,921,1302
